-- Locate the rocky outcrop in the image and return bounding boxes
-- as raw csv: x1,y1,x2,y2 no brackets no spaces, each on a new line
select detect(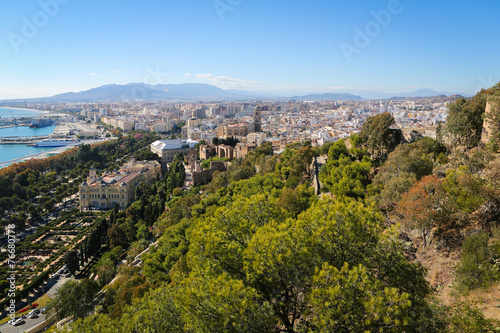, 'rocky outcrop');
480,97,500,149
